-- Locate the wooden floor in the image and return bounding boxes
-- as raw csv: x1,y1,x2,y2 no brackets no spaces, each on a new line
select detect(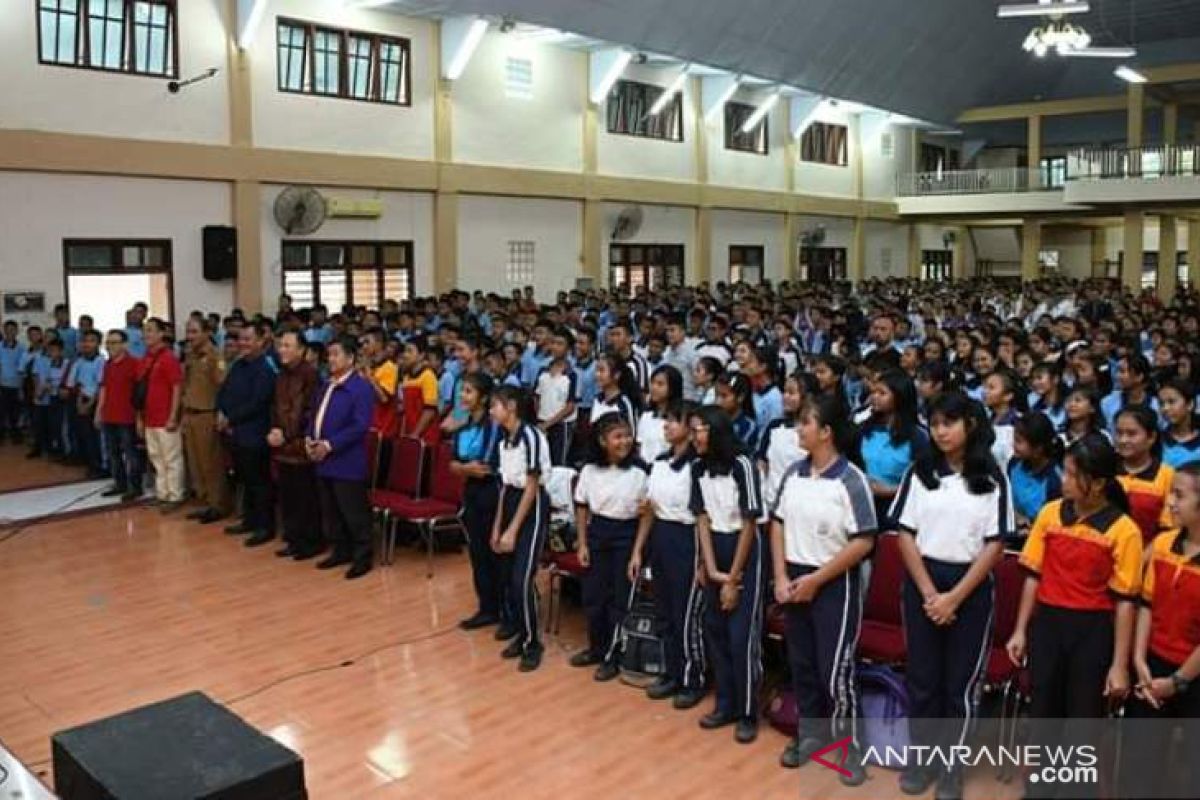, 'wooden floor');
0,439,91,494
0,449,1015,798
